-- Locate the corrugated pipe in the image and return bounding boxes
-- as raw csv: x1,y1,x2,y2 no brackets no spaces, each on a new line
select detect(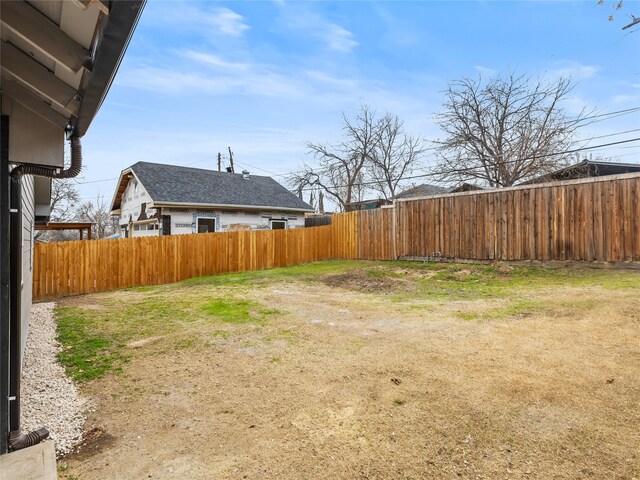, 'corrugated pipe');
8,428,49,451
11,135,82,179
